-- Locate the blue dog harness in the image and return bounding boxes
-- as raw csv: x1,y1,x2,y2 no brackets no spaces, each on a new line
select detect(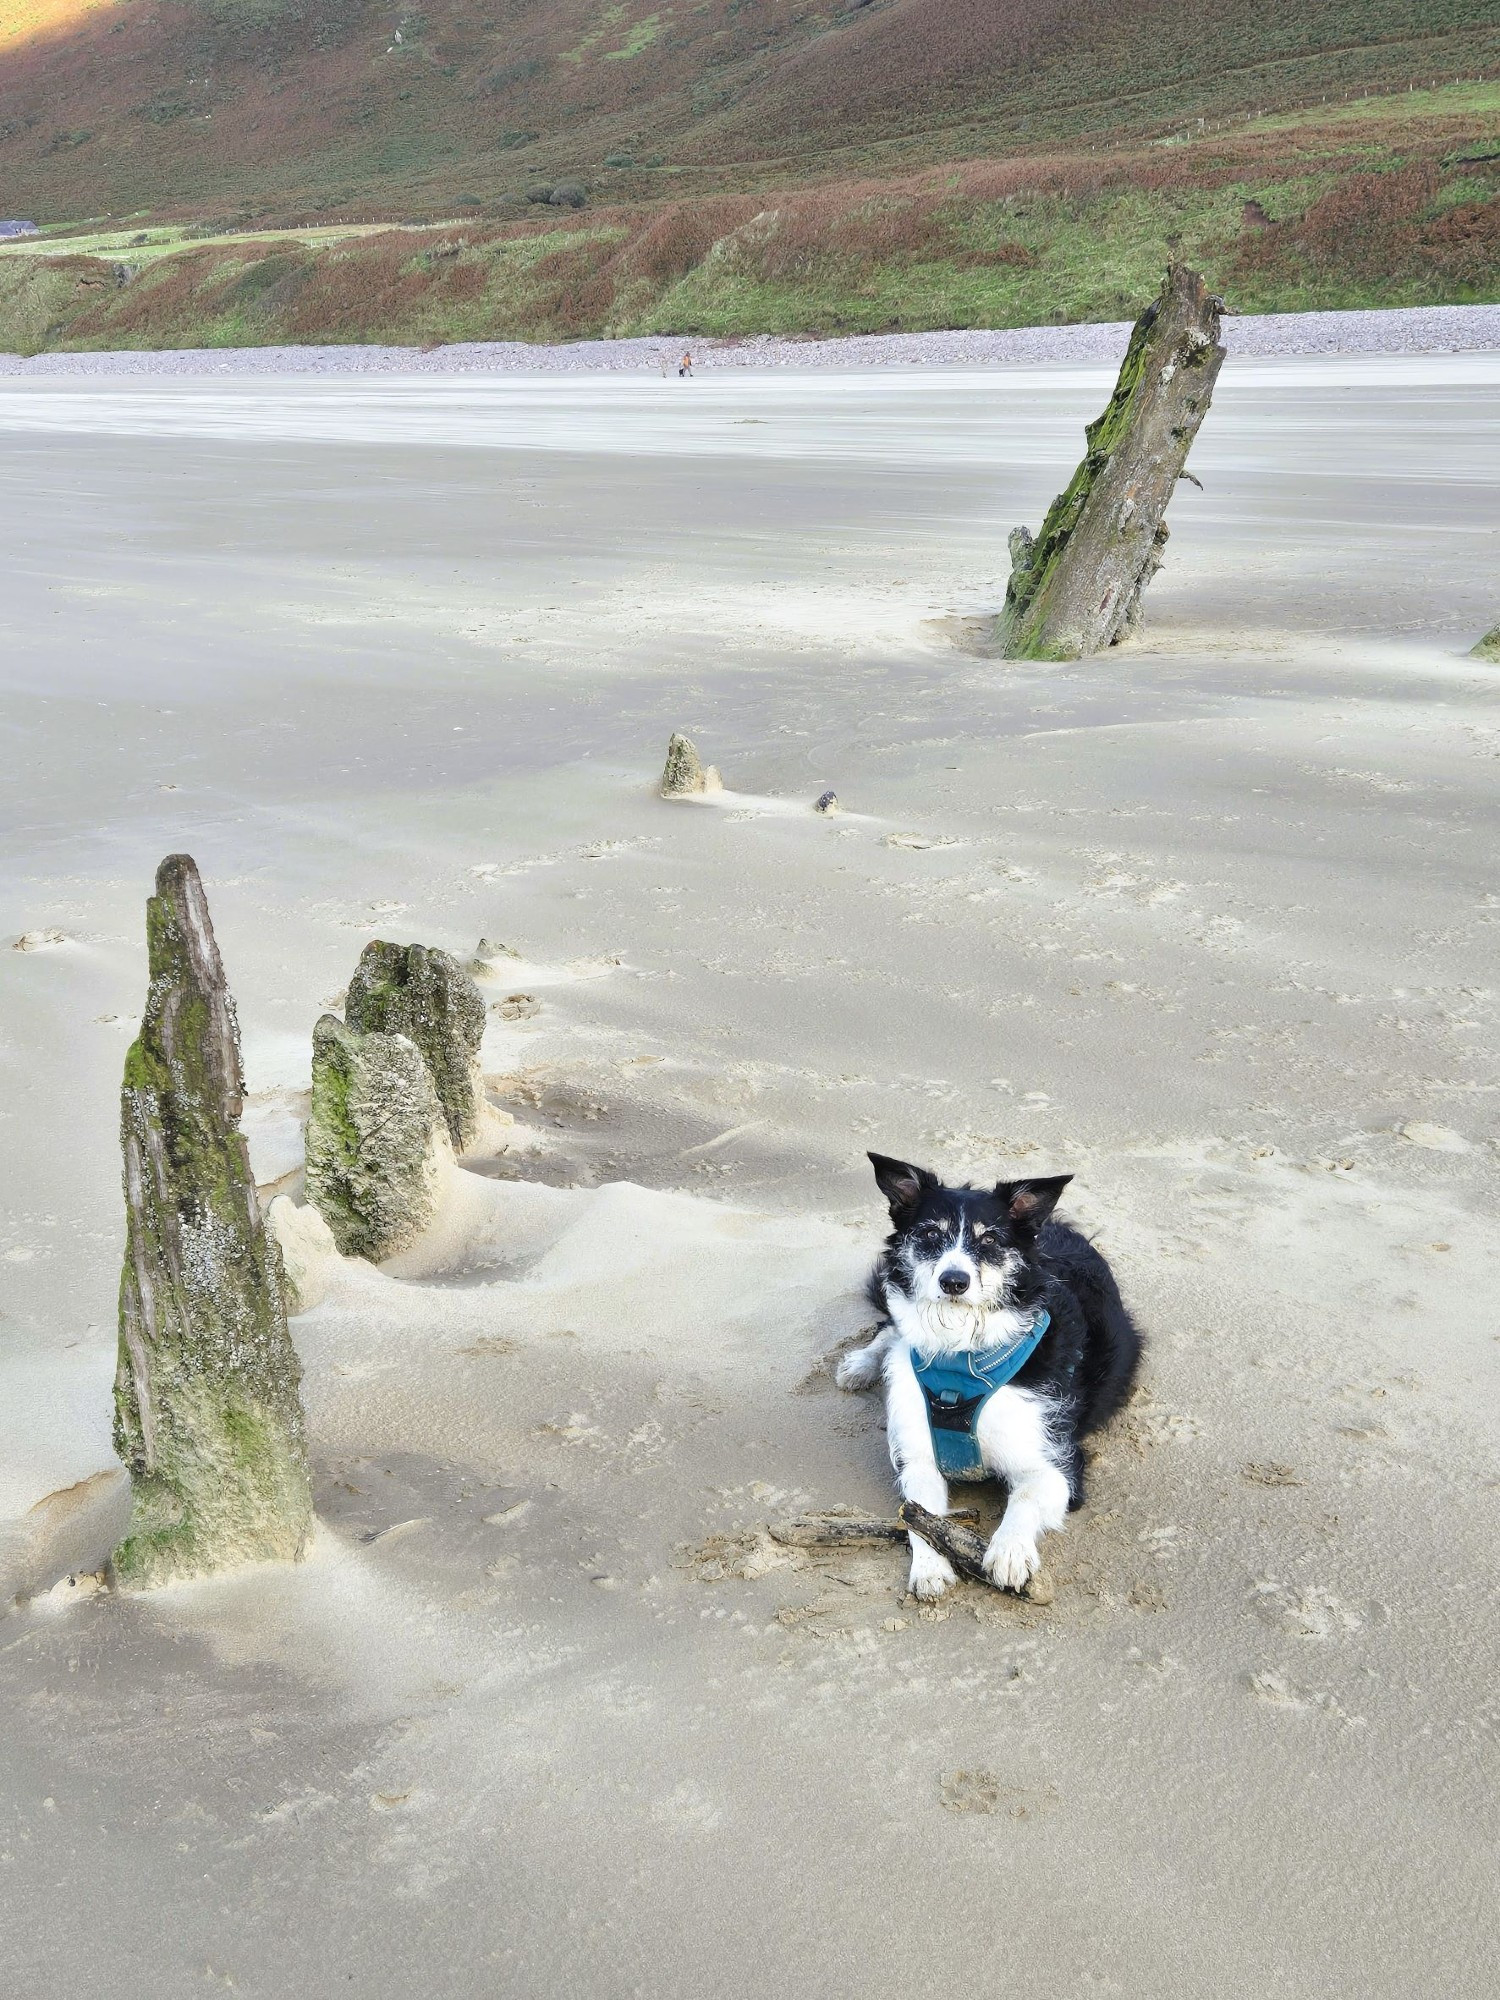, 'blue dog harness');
912,1310,1051,1482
